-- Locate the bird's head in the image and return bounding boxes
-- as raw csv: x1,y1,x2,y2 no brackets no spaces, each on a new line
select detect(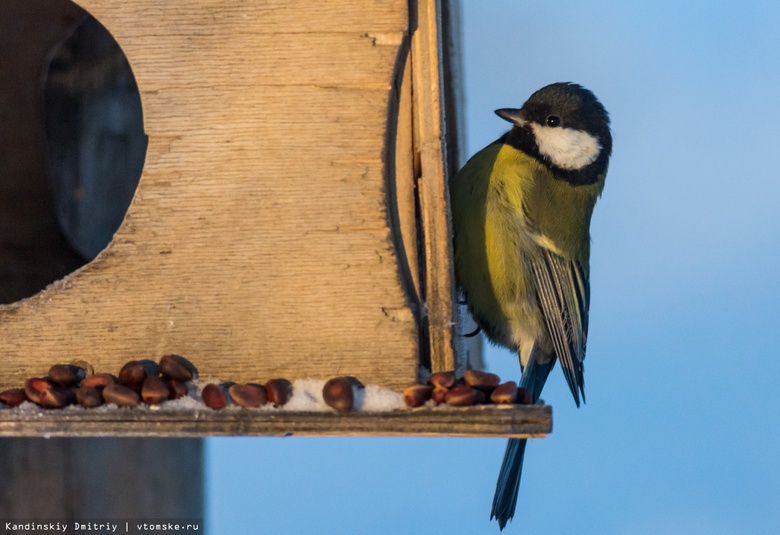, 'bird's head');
496,82,612,182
